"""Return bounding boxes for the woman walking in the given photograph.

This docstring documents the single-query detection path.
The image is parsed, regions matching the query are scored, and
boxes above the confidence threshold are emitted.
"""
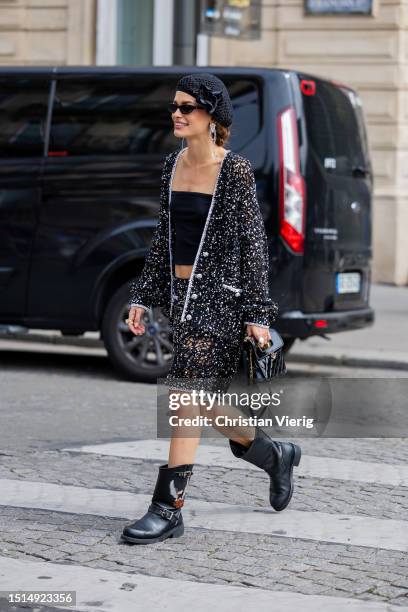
[122,73,301,545]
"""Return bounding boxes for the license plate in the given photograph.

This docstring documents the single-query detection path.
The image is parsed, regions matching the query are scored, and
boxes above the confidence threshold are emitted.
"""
[336,272,361,294]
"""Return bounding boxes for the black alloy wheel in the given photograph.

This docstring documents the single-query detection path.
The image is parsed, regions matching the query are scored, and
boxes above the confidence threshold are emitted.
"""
[102,282,174,382]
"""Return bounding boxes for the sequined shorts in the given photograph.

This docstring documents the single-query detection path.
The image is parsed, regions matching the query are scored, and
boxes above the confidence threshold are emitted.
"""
[163,276,244,394]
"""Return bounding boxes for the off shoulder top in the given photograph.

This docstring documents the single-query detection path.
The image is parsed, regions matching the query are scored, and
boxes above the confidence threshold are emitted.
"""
[171,190,213,265]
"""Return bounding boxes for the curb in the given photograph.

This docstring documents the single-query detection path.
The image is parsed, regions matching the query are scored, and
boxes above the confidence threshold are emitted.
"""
[2,331,408,371]
[0,331,103,349]
[286,352,408,372]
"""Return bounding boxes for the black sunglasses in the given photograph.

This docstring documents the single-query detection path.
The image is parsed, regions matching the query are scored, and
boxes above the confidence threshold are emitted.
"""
[167,102,206,115]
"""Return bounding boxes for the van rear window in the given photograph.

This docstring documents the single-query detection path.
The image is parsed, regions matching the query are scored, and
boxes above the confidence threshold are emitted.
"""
[302,79,369,175]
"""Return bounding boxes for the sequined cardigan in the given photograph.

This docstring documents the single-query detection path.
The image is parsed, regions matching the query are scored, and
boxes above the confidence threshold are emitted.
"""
[129,147,279,339]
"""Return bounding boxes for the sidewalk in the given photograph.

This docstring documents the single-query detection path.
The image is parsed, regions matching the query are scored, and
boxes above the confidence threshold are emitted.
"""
[1,283,407,370]
[288,283,408,370]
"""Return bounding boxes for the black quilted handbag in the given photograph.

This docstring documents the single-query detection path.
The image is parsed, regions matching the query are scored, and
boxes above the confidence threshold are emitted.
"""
[242,328,287,384]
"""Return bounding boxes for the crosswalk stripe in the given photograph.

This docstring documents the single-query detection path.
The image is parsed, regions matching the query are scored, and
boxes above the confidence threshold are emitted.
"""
[62,439,408,488]
[1,555,405,612]
[0,478,406,552]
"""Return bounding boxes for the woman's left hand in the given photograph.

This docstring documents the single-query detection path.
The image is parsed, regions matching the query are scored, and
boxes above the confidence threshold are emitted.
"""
[246,324,271,348]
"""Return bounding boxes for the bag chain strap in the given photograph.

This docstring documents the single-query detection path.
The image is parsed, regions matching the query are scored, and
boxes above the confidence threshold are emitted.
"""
[248,342,254,384]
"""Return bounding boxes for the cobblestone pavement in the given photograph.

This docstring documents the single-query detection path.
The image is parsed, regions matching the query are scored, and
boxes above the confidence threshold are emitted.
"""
[0,345,407,610]
[1,440,407,608]
[0,450,407,521]
[0,504,407,605]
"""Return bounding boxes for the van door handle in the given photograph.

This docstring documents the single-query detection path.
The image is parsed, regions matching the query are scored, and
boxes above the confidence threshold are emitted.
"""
[352,165,369,178]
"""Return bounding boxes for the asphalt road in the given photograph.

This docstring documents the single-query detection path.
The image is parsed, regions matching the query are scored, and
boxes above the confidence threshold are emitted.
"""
[0,340,407,611]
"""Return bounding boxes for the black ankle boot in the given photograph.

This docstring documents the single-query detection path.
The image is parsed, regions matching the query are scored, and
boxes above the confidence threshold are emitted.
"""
[121,463,194,545]
[229,428,301,511]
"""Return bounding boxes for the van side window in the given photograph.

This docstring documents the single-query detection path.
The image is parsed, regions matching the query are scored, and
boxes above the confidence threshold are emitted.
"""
[49,79,179,156]
[48,77,262,157]
[0,78,49,158]
[302,80,368,175]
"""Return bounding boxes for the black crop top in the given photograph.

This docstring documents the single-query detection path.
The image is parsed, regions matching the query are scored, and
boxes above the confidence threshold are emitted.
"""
[171,190,212,265]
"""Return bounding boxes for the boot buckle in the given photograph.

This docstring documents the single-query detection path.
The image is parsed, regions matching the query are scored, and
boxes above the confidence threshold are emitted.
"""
[176,469,193,477]
[148,503,179,524]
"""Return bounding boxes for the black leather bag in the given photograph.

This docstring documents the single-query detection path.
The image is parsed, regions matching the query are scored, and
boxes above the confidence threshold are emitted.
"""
[241,328,287,384]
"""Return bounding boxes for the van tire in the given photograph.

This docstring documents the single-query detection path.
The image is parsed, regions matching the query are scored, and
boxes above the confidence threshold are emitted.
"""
[102,282,173,382]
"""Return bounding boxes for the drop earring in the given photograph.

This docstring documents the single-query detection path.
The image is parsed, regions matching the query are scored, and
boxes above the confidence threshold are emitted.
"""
[210,123,217,161]
[180,137,186,150]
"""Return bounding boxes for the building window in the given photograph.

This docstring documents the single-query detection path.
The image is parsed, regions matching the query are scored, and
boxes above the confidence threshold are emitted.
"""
[117,0,154,65]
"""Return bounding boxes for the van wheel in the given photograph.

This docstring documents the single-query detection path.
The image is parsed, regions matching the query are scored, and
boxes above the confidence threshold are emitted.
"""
[102,282,174,382]
[283,337,296,354]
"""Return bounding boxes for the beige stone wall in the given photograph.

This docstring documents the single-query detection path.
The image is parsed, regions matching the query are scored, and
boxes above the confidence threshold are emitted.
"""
[210,0,408,285]
[0,0,96,65]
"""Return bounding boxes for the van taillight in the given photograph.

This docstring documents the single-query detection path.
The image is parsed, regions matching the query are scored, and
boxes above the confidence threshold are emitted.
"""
[277,106,306,254]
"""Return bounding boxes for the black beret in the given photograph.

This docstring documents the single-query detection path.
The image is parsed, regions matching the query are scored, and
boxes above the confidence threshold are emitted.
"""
[176,72,233,128]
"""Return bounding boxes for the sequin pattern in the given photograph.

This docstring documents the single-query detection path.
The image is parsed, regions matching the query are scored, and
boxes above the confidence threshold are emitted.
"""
[129,148,279,341]
[164,277,245,393]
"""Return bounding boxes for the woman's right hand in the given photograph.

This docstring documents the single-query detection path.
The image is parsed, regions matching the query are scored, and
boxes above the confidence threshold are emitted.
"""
[126,306,147,335]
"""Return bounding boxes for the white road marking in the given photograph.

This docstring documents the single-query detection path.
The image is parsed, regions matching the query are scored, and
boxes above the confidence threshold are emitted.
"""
[0,478,406,552]
[0,556,406,612]
[62,439,408,488]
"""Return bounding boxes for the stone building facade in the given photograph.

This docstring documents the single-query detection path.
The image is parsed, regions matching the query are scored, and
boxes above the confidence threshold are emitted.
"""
[0,0,406,284]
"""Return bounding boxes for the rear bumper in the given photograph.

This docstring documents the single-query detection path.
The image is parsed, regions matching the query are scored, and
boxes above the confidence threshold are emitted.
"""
[277,306,374,338]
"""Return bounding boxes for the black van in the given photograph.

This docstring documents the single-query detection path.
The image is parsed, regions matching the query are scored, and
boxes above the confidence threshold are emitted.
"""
[0,66,374,381]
